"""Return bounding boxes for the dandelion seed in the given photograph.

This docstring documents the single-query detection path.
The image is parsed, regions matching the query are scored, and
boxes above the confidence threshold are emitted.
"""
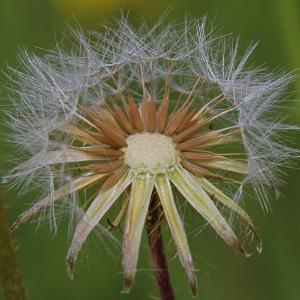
[3,15,298,297]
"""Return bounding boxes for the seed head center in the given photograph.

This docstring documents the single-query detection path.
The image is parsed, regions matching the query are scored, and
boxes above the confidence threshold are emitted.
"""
[123,133,179,172]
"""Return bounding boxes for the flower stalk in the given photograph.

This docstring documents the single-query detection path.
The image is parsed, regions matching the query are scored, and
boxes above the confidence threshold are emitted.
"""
[0,191,27,300]
[146,192,175,300]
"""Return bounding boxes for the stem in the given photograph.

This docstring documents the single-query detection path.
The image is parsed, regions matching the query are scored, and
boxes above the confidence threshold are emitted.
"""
[0,191,27,300]
[146,193,175,300]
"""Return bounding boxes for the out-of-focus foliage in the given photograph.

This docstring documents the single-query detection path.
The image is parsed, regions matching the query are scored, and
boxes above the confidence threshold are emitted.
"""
[0,1,299,300]
[53,0,119,19]
[52,0,170,22]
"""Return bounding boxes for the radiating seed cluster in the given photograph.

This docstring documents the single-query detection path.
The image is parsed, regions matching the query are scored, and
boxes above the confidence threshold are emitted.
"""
[3,15,297,296]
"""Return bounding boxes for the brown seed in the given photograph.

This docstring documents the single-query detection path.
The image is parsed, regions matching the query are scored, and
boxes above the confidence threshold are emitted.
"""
[164,105,188,136]
[82,159,125,173]
[177,132,220,150]
[147,99,157,132]
[88,132,113,145]
[88,106,120,129]
[175,109,197,134]
[142,99,157,132]
[173,119,207,143]
[97,120,127,148]
[128,98,144,132]
[101,166,128,191]
[181,151,222,160]
[79,146,124,158]
[58,125,100,145]
[181,160,219,178]
[157,95,169,133]
[113,103,136,134]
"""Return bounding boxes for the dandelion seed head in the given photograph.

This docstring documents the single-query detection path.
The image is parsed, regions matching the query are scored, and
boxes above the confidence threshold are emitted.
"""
[3,14,298,295]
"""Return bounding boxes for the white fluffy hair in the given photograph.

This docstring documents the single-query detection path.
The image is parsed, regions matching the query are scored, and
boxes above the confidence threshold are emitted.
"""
[2,14,298,215]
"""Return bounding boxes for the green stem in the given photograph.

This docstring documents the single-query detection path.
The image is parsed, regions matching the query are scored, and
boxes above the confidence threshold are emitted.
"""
[0,191,27,300]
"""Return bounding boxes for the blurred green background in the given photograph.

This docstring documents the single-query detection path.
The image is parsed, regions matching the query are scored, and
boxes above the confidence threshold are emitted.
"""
[1,1,300,300]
